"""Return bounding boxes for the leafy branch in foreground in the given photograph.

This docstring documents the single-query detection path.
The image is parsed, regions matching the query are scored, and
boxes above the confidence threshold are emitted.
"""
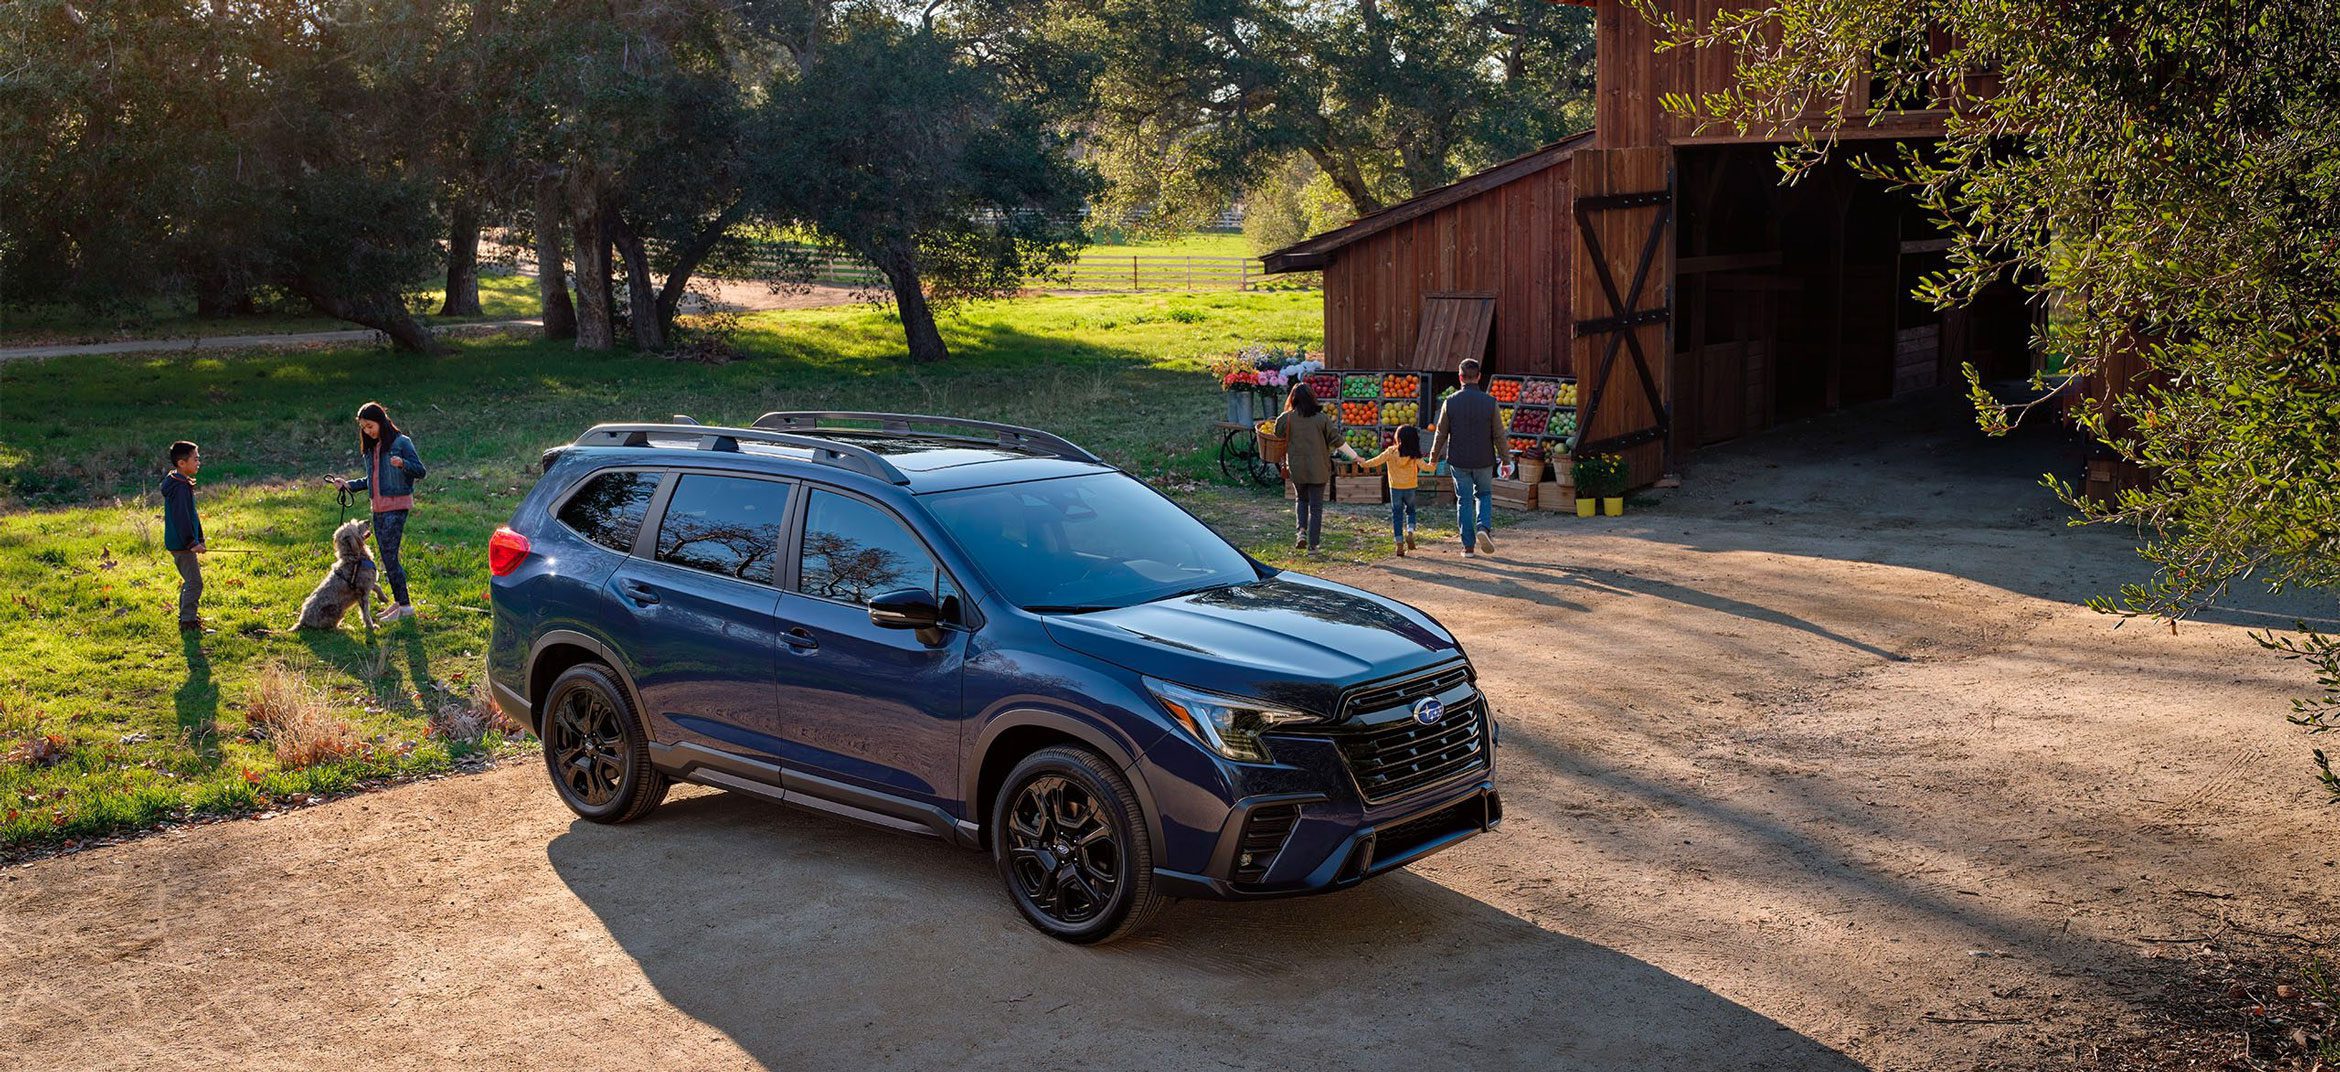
[1641,0,2340,798]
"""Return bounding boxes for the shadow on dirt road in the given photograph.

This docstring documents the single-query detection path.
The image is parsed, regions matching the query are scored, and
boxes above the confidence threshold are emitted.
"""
[548,791,1866,1071]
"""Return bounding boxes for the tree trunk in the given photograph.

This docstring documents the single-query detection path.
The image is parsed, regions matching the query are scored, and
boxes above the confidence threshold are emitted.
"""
[1304,145,1384,217]
[654,199,749,337]
[291,282,442,354]
[608,214,666,352]
[874,246,948,363]
[533,174,577,340]
[567,179,616,351]
[438,201,484,317]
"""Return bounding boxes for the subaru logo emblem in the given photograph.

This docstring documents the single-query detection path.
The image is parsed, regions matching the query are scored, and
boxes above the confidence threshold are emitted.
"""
[1412,697,1445,726]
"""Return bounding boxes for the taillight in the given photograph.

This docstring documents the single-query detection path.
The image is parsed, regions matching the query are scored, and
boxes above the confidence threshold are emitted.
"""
[488,527,532,577]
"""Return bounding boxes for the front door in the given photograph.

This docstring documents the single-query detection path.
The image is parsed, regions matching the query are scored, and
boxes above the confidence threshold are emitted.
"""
[768,487,968,809]
[609,472,795,758]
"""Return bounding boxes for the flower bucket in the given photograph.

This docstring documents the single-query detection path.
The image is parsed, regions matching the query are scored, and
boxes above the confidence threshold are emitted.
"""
[1225,391,1256,425]
[1576,498,1597,518]
[1601,497,1623,516]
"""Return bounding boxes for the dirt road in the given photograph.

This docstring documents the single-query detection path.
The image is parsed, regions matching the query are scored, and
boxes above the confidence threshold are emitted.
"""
[3,401,2331,1070]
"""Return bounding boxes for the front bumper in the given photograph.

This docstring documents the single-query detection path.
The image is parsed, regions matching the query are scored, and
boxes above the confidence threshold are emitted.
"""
[1151,776,1502,900]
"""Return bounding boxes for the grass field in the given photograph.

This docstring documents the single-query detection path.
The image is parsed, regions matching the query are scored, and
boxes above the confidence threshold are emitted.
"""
[1077,232,1254,261]
[0,290,1476,854]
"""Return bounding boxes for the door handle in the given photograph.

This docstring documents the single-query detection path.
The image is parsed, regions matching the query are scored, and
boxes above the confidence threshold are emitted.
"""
[781,628,819,653]
[618,580,661,606]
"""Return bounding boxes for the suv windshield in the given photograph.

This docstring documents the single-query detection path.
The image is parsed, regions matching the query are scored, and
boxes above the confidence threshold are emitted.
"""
[926,473,1258,611]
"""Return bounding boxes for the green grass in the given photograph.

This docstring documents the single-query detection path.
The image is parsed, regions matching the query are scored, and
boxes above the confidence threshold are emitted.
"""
[0,272,544,348]
[1077,232,1254,261]
[0,289,1481,854]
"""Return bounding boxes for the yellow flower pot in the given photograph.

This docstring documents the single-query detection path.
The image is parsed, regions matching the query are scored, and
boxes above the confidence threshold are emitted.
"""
[1575,498,1596,517]
[1601,497,1623,516]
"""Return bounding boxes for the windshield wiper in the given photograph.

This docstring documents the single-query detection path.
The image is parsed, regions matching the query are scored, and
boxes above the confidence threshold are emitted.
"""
[1023,604,1118,614]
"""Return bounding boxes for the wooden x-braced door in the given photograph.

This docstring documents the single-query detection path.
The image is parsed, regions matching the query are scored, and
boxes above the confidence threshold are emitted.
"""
[1569,147,1673,487]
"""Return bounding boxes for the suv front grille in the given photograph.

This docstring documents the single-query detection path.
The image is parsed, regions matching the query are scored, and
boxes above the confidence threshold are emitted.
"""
[1314,702,1486,803]
[1340,660,1472,720]
[1230,804,1300,884]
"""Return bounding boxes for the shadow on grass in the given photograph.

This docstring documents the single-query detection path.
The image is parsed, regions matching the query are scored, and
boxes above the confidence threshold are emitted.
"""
[174,632,222,764]
[548,793,1869,1070]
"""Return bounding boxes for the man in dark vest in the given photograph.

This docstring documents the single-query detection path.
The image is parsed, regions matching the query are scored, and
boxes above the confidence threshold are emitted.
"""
[1430,358,1507,557]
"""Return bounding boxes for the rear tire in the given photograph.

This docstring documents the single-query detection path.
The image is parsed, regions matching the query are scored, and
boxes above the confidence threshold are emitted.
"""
[539,663,668,824]
[991,746,1169,944]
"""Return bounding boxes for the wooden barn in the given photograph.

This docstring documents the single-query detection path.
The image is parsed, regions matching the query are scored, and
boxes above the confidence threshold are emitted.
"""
[1262,0,2039,487]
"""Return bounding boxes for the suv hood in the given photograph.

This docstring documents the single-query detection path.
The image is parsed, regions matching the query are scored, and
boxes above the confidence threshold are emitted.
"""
[1041,575,1460,718]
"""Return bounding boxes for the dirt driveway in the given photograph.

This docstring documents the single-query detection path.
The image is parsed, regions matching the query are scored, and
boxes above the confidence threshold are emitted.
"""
[3,400,2331,1071]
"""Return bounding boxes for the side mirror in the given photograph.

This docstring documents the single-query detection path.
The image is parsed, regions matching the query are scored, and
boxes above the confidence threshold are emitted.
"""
[868,588,944,631]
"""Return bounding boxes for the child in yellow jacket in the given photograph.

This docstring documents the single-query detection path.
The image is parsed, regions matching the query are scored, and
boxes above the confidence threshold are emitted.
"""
[1353,425,1436,555]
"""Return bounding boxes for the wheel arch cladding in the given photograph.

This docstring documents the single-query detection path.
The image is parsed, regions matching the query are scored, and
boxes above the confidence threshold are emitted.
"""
[974,716,1155,848]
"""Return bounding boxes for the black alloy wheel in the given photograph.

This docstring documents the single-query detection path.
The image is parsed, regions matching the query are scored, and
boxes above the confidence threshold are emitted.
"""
[1005,775,1121,924]
[992,746,1169,944]
[539,663,668,823]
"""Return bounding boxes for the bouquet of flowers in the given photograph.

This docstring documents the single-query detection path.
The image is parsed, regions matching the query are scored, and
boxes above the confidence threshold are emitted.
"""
[1220,345,1324,392]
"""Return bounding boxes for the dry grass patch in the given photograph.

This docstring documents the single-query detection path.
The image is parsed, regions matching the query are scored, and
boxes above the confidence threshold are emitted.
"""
[244,663,365,769]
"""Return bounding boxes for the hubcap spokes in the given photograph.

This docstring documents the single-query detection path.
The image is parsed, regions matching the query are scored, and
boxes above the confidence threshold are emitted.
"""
[552,690,625,806]
[1006,776,1120,925]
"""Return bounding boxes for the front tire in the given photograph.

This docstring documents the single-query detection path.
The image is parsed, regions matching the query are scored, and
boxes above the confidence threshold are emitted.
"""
[991,746,1170,944]
[539,663,668,824]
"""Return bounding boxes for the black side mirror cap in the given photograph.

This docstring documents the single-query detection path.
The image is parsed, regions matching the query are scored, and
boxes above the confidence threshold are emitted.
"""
[868,588,943,631]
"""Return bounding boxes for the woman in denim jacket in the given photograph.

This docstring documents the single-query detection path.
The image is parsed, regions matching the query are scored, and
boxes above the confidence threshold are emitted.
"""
[322,401,426,622]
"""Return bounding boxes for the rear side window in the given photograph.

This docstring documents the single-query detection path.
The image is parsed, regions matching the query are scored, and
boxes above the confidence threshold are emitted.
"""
[654,474,792,585]
[799,489,957,606]
[557,470,661,552]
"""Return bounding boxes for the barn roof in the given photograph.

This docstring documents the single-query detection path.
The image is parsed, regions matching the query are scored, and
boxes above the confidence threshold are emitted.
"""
[1260,129,1596,274]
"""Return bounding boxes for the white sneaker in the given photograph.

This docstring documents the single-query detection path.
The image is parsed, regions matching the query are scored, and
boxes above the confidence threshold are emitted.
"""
[380,603,415,623]
[1477,528,1495,551]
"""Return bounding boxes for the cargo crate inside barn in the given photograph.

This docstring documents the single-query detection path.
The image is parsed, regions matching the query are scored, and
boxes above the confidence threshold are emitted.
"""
[1262,0,2042,489]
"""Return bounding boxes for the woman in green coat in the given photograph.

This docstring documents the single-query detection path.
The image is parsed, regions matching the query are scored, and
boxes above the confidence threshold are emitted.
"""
[1274,383,1356,553]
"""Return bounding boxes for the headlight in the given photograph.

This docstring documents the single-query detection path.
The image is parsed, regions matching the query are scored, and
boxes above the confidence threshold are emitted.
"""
[1144,677,1319,763]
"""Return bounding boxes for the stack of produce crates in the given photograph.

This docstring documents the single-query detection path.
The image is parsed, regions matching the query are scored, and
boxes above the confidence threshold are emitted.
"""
[1486,374,1580,467]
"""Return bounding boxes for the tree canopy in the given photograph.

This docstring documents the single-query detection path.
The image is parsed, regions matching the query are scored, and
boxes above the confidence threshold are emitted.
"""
[1087,0,1595,229]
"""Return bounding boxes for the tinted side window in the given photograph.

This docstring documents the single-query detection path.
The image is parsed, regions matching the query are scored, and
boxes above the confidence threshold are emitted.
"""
[799,490,955,607]
[556,470,661,553]
[654,474,791,585]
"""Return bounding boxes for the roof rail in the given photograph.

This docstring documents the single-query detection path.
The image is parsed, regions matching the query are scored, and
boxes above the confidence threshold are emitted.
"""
[750,411,1100,464]
[570,423,909,484]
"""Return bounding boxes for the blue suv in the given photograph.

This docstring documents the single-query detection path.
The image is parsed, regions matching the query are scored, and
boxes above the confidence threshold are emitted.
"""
[486,413,1500,942]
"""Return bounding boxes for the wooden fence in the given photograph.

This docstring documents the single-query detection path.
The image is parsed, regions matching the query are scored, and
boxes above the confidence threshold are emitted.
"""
[722,244,1309,293]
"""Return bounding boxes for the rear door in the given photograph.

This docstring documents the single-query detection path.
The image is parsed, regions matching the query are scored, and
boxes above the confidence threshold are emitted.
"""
[607,471,797,758]
[764,486,969,809]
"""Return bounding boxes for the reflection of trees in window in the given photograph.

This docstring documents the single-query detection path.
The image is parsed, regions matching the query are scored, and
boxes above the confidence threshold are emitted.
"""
[559,472,659,551]
[801,530,911,604]
[658,513,782,583]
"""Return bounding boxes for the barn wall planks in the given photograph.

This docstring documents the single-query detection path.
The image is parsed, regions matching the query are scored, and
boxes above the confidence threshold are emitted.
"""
[1319,158,1575,375]
[1591,0,1954,149]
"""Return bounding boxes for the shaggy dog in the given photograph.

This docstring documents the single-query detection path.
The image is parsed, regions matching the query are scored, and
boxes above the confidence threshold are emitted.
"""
[295,519,383,630]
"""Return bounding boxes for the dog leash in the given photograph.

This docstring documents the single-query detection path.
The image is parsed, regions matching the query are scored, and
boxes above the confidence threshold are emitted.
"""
[336,483,355,525]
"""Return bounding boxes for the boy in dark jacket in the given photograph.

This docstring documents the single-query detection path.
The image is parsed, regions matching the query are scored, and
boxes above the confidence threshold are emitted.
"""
[161,440,208,630]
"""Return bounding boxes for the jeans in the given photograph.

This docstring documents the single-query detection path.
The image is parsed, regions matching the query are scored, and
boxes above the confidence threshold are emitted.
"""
[1453,466,1495,548]
[1388,488,1417,542]
[373,509,411,605]
[1293,483,1325,549]
[171,549,203,621]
